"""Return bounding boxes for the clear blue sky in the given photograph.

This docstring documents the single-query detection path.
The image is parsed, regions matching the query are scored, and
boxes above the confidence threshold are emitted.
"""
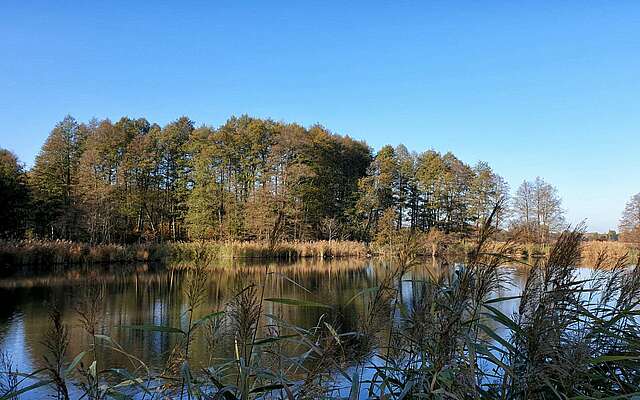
[1,1,638,232]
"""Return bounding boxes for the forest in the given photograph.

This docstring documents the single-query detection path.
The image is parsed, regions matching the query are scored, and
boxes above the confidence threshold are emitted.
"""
[0,114,595,246]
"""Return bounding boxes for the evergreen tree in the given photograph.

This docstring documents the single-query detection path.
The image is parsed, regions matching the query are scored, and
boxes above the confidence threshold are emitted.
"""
[0,149,30,238]
[29,115,86,239]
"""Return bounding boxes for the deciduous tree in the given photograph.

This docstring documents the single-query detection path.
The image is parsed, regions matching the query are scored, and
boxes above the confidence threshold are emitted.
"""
[619,193,640,243]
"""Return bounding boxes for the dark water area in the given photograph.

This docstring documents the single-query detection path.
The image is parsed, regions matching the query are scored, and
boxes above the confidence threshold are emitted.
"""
[0,258,593,398]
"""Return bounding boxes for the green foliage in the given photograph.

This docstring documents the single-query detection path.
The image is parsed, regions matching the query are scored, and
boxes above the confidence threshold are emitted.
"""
[355,146,509,242]
[186,117,370,242]
[0,149,29,238]
[13,113,517,246]
[29,115,87,239]
[5,214,639,399]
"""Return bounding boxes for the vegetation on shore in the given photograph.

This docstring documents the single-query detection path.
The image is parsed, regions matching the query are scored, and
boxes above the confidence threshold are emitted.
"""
[0,240,369,268]
[1,210,639,399]
[1,114,567,246]
[4,114,639,271]
[1,236,637,269]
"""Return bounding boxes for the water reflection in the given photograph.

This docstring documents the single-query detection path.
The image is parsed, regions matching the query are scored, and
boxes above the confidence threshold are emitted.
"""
[0,258,594,398]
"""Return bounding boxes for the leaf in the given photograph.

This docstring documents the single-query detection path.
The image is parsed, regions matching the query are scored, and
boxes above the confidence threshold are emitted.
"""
[482,304,523,335]
[107,368,151,393]
[265,298,331,308]
[105,388,134,400]
[0,379,53,400]
[478,323,519,355]
[250,383,288,394]
[484,295,521,304]
[590,355,640,364]
[119,324,186,335]
[64,351,87,376]
[252,334,297,346]
[324,322,342,346]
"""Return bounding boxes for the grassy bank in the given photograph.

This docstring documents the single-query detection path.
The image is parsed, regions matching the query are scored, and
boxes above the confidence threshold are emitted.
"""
[2,238,637,268]
[476,240,640,266]
[3,228,639,399]
[580,240,640,265]
[0,239,369,267]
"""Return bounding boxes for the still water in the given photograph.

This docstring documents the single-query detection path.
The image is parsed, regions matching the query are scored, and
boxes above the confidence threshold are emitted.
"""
[0,258,551,397]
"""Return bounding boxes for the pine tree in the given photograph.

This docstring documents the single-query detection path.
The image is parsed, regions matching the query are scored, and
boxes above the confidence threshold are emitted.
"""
[29,115,86,239]
[0,149,30,238]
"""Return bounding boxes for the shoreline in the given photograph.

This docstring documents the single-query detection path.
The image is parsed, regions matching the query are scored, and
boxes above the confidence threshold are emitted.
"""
[1,239,637,269]
[0,240,370,267]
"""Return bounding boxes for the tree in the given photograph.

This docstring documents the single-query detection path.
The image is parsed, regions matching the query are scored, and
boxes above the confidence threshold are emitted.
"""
[22,114,516,246]
[416,150,445,230]
[29,115,87,239]
[353,145,397,240]
[395,145,418,230]
[77,119,126,243]
[469,162,510,230]
[185,127,224,240]
[512,177,565,243]
[0,149,30,238]
[619,193,640,243]
[439,152,474,234]
[158,117,194,240]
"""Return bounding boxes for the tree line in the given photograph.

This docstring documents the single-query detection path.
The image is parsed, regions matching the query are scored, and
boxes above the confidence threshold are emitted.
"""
[1,114,570,244]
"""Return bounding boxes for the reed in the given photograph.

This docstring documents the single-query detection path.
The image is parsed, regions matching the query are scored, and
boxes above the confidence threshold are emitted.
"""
[0,239,368,268]
[169,240,368,262]
[581,240,639,266]
[0,239,169,267]
[4,206,640,398]
[0,352,19,400]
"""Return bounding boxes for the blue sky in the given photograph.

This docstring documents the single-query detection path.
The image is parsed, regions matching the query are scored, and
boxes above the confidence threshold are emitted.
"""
[1,1,638,232]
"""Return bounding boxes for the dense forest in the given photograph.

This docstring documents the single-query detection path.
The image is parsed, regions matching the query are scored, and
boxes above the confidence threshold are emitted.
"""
[0,115,576,244]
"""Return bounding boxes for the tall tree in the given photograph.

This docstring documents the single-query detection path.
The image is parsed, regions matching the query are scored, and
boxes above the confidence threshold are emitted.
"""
[416,150,446,230]
[185,126,225,240]
[29,115,87,239]
[22,114,517,245]
[77,119,124,243]
[469,161,509,230]
[0,149,30,238]
[512,177,564,243]
[353,145,397,240]
[159,117,194,240]
[619,193,640,243]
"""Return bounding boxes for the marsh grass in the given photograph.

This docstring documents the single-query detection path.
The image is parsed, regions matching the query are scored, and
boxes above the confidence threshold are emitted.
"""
[0,240,368,269]
[0,240,169,267]
[2,205,640,399]
[42,307,70,400]
[581,240,639,267]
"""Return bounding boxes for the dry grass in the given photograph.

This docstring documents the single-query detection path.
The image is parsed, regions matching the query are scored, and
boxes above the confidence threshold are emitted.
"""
[5,205,640,398]
[580,240,639,266]
[0,239,169,266]
[0,239,368,267]
[480,240,639,267]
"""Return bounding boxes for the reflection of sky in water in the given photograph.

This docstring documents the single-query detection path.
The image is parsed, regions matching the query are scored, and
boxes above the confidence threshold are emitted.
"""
[0,260,615,398]
[1,313,34,372]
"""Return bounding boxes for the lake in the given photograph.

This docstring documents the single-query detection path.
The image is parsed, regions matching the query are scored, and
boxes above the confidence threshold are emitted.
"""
[0,258,587,398]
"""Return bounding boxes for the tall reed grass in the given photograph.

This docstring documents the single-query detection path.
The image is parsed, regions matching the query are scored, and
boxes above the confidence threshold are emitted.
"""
[2,206,639,398]
[581,240,639,266]
[0,240,169,267]
[0,239,368,268]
